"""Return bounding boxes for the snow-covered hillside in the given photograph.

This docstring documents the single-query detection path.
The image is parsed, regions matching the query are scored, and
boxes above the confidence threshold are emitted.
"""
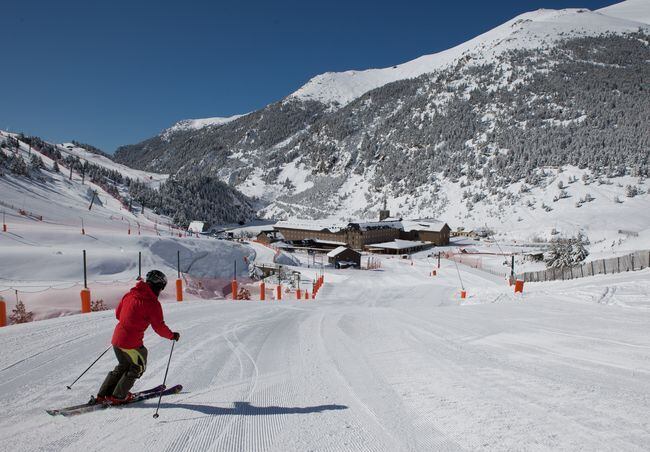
[2,131,257,227]
[59,141,168,187]
[289,3,649,106]
[160,113,246,141]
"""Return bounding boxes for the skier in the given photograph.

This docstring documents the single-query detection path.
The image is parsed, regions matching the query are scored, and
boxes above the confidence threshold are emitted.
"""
[93,270,180,405]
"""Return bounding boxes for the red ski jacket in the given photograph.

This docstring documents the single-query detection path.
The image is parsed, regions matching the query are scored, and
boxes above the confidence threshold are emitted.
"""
[111,281,174,349]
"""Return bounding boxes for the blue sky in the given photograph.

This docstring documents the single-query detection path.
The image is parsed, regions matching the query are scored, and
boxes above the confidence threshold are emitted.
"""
[2,0,616,152]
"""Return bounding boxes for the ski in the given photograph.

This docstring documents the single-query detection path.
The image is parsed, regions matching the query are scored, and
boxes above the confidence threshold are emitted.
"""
[46,384,181,417]
[46,384,166,416]
[46,385,165,416]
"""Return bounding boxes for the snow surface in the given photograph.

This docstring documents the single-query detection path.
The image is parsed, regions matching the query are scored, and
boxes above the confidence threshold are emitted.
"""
[290,1,650,106]
[58,142,168,188]
[161,114,246,141]
[598,0,650,25]
[0,254,649,450]
[367,239,430,250]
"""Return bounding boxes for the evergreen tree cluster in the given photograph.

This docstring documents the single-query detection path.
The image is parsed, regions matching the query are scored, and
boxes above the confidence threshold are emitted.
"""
[18,134,63,161]
[127,175,256,227]
[545,233,590,269]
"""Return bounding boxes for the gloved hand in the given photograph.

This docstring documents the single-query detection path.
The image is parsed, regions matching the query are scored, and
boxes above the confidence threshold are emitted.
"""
[172,332,180,341]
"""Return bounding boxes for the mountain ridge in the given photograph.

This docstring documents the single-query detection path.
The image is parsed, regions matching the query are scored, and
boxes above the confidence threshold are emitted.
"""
[113,0,650,243]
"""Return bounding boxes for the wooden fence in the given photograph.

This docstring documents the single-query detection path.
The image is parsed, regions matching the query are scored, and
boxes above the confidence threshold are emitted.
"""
[519,250,650,282]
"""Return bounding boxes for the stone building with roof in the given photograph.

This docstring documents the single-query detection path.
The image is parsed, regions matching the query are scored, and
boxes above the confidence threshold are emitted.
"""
[327,246,362,268]
[273,211,450,250]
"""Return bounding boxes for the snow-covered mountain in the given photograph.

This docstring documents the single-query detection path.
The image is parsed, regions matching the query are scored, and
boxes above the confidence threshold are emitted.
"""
[114,0,650,246]
[290,3,649,106]
[160,114,246,141]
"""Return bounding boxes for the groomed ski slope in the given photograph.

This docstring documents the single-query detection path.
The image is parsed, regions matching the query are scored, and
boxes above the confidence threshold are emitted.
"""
[1,257,649,451]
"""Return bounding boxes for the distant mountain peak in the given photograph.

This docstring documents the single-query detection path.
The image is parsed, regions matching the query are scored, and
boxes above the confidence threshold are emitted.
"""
[289,3,650,107]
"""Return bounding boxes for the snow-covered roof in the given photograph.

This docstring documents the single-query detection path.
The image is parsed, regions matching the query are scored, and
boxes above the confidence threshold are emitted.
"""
[327,246,353,258]
[314,239,347,246]
[258,229,284,238]
[367,239,431,250]
[401,219,449,233]
[275,219,448,234]
[275,219,403,233]
[188,221,205,233]
[274,220,346,233]
[273,241,293,249]
[349,220,402,231]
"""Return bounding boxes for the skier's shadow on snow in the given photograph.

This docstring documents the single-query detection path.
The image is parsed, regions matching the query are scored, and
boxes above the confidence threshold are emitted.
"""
[147,401,348,422]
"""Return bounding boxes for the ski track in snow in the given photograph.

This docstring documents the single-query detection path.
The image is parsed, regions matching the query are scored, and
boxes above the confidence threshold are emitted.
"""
[0,258,649,451]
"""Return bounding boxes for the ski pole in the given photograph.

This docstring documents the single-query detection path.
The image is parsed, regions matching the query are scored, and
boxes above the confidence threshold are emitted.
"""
[153,340,175,419]
[67,346,111,390]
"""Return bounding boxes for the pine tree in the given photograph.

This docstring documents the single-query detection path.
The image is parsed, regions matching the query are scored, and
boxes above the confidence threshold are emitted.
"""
[625,185,639,198]
[9,156,29,176]
[29,154,44,170]
[571,233,589,264]
[90,299,108,311]
[52,160,60,172]
[545,240,565,269]
[546,234,589,269]
[10,300,34,324]
[546,239,570,268]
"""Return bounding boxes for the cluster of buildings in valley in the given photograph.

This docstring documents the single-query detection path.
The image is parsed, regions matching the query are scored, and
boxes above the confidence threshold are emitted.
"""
[255,210,451,268]
[187,209,452,269]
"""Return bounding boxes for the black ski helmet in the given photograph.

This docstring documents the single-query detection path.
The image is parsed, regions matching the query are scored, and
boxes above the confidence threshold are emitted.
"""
[145,270,168,291]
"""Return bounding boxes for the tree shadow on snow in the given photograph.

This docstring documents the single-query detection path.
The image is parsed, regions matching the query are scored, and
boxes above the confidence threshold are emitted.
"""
[143,401,348,422]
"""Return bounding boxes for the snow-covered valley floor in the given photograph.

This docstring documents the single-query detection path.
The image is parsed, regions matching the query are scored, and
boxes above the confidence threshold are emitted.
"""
[1,257,649,451]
